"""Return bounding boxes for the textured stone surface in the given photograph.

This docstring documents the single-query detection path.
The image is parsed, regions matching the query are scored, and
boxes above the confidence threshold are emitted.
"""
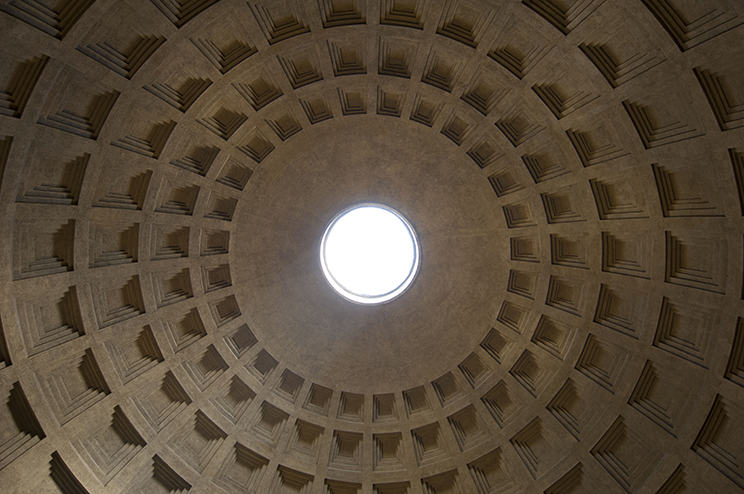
[0,0,743,493]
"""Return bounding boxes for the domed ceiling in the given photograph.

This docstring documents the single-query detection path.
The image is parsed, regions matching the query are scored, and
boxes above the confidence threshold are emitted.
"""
[1,0,744,493]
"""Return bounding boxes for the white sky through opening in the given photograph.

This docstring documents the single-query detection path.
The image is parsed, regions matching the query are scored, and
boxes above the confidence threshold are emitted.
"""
[321,205,419,304]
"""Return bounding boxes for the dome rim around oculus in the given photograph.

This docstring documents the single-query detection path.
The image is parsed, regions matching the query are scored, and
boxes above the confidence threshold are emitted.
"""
[319,203,421,305]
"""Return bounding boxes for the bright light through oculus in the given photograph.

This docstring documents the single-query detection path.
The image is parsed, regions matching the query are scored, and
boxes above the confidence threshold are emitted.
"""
[320,204,420,304]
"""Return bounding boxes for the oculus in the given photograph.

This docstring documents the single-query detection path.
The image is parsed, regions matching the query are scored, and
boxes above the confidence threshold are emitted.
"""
[320,204,420,304]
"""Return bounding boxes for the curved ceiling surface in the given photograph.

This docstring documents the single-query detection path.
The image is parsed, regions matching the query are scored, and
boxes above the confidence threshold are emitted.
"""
[1,0,744,493]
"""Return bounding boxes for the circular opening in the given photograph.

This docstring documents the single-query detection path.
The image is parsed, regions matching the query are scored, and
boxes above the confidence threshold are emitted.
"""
[320,204,420,304]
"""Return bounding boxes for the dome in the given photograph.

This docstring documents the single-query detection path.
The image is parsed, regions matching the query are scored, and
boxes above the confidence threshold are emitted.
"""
[1,0,743,493]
